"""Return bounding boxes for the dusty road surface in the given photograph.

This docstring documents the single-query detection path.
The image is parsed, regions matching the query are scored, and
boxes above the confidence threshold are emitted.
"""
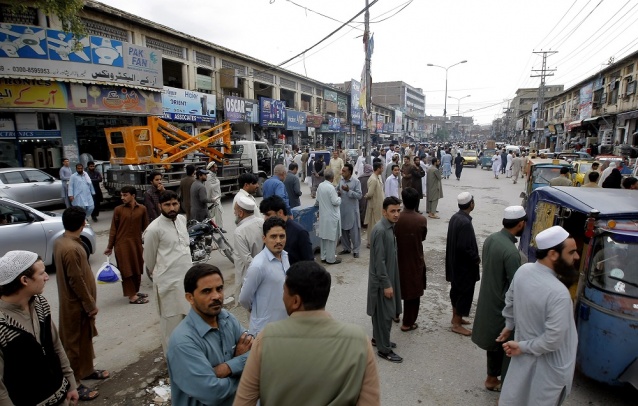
[41,165,635,405]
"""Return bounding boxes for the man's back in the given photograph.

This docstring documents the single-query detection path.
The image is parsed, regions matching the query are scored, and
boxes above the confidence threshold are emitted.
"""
[549,176,572,186]
[283,172,301,208]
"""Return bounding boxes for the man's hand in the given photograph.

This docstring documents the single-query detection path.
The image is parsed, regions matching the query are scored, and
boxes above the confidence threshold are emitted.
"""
[213,362,232,378]
[341,184,349,192]
[103,248,113,256]
[67,389,79,405]
[383,287,393,299]
[234,332,253,357]
[496,327,511,343]
[88,308,98,318]
[503,340,521,357]
[158,183,165,192]
[69,196,74,202]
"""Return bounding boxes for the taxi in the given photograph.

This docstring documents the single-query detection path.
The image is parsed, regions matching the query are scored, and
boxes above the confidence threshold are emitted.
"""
[461,150,478,167]
[572,160,595,186]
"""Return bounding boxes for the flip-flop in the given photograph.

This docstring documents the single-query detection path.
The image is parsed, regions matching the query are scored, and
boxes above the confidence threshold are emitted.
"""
[392,317,401,323]
[485,383,502,392]
[136,292,149,298]
[84,369,110,380]
[77,384,99,401]
[129,296,149,304]
[401,323,418,332]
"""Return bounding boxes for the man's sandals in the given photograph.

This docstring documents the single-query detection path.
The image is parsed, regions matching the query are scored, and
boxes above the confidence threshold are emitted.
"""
[129,294,149,304]
[401,323,418,332]
[77,385,99,401]
[84,370,110,380]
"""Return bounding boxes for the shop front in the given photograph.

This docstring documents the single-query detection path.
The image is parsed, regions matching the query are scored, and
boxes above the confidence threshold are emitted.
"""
[159,86,216,137]
[258,97,286,145]
[223,95,259,140]
[285,109,307,148]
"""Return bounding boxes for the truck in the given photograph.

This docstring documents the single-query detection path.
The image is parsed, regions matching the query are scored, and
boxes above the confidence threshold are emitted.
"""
[103,117,272,197]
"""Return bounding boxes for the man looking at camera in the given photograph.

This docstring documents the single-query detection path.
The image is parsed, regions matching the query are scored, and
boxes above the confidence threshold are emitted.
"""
[168,264,252,406]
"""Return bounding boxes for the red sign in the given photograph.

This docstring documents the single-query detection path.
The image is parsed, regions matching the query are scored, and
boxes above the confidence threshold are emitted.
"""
[306,114,323,128]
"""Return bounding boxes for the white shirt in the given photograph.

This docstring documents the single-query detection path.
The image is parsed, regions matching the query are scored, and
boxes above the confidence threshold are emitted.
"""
[233,215,265,281]
[384,174,400,198]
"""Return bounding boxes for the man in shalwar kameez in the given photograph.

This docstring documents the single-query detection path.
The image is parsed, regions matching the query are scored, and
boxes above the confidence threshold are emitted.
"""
[338,163,362,258]
[142,190,192,356]
[105,186,149,304]
[364,162,385,249]
[497,226,578,406]
[367,196,403,363]
[315,169,342,265]
[491,151,502,179]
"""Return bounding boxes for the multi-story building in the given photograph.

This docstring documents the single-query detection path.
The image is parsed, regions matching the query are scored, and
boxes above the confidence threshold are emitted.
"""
[510,85,564,143]
[371,81,426,118]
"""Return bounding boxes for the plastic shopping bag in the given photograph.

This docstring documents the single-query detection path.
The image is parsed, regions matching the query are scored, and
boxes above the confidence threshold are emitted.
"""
[305,176,312,187]
[96,256,122,284]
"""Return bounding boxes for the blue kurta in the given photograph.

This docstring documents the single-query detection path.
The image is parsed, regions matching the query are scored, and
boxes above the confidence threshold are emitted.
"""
[338,176,362,230]
[67,172,95,207]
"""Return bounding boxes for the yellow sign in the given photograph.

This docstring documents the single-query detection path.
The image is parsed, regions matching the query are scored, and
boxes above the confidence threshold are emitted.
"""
[0,79,67,109]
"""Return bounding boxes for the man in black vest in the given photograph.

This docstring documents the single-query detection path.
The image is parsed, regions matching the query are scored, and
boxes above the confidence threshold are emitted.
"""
[0,250,83,403]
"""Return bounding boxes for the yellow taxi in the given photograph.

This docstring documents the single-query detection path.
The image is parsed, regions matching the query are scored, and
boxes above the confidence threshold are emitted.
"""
[461,150,478,167]
[572,160,595,186]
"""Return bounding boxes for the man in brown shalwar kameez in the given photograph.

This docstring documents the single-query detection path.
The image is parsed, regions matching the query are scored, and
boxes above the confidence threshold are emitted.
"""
[104,186,149,304]
[395,187,427,332]
[54,206,109,399]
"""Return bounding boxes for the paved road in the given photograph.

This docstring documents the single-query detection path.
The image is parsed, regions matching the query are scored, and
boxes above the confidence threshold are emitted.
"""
[41,166,634,405]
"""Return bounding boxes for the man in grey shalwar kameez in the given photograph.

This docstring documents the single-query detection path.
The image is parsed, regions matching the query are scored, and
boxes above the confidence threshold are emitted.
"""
[315,170,342,265]
[497,226,579,406]
[338,163,362,257]
[367,196,403,363]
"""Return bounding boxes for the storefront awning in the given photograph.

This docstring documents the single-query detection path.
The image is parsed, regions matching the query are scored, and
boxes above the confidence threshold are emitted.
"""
[567,120,582,131]
[617,109,638,122]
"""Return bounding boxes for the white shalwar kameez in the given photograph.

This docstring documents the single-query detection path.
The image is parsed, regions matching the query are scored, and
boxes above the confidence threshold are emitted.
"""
[499,262,577,406]
[491,154,502,178]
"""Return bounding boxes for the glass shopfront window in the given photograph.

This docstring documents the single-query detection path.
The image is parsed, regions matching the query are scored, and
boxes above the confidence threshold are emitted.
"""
[75,114,143,161]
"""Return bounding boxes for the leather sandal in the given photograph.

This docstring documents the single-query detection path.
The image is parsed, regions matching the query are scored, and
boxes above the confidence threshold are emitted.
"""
[77,384,99,401]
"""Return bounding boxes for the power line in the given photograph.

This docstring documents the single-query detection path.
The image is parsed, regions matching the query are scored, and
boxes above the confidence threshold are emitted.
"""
[544,0,593,49]
[534,0,579,49]
[551,0,605,51]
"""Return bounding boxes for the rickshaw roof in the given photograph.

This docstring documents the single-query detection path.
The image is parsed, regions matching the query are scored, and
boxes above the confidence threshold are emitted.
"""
[532,187,638,218]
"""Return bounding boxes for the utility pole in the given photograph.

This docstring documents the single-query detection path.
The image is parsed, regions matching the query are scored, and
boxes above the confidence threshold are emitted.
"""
[364,0,372,163]
[531,50,557,148]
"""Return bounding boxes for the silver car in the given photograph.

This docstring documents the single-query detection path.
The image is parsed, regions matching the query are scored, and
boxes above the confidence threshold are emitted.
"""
[0,197,96,267]
[0,167,63,208]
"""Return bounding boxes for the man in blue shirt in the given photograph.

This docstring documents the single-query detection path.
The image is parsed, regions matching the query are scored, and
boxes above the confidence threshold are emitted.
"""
[68,163,95,220]
[262,164,290,213]
[239,216,290,335]
[167,264,253,406]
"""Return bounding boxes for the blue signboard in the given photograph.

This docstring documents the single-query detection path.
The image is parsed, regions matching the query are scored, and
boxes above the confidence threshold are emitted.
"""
[224,96,259,124]
[286,110,307,131]
[17,130,61,138]
[350,79,362,125]
[260,97,286,128]
[90,37,124,67]
[328,116,340,131]
[162,86,216,123]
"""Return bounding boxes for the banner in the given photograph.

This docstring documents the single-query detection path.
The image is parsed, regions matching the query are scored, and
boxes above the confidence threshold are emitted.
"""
[306,114,323,128]
[259,97,286,128]
[224,96,258,123]
[328,116,340,131]
[350,79,361,125]
[394,110,403,133]
[579,82,593,120]
[324,89,338,102]
[376,114,383,133]
[0,24,163,90]
[337,94,347,112]
[286,110,307,131]
[161,86,216,123]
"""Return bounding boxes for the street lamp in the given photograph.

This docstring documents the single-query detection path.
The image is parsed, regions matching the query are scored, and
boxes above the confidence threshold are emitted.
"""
[448,94,471,117]
[427,60,467,118]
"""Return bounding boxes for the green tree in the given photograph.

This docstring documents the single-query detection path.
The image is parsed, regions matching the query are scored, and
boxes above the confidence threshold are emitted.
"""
[14,0,85,38]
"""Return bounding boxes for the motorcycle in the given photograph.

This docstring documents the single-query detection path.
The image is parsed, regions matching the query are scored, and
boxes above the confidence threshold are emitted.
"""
[188,217,235,265]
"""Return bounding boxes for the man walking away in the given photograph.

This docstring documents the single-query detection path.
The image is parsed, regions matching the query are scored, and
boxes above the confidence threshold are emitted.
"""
[315,169,342,265]
[0,251,81,403]
[168,264,252,406]
[239,216,290,335]
[68,163,96,220]
[206,161,226,231]
[143,190,192,356]
[338,163,362,258]
[234,261,380,405]
[191,168,214,222]
[178,164,196,221]
[86,161,103,222]
[395,188,427,333]
[496,226,579,406]
[511,153,523,184]
[144,171,165,223]
[262,164,290,213]
[472,206,526,392]
[104,186,149,305]
[54,207,109,399]
[367,196,403,363]
[284,163,302,208]
[426,158,443,219]
[445,192,480,336]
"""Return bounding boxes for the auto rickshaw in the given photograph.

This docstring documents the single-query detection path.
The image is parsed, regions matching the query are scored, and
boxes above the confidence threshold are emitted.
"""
[520,186,638,388]
[479,148,496,169]
[520,158,572,206]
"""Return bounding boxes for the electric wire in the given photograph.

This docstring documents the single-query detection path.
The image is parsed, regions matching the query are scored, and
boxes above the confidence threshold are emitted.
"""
[551,0,604,51]
[534,0,579,49]
[544,0,593,49]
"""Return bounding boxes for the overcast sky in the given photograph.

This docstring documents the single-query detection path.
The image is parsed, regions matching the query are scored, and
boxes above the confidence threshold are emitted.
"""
[97,0,638,124]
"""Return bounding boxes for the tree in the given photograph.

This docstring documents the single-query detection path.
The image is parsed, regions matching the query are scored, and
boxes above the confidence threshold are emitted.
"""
[13,0,85,38]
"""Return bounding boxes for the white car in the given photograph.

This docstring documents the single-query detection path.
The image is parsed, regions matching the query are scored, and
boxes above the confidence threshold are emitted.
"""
[0,197,97,268]
[0,167,63,208]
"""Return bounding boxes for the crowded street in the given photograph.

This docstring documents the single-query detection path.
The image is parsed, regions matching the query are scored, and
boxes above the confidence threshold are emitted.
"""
[34,164,634,405]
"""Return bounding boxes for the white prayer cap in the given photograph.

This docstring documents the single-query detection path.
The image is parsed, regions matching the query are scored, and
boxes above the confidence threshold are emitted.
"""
[0,251,39,286]
[237,196,255,211]
[536,226,570,250]
[457,192,473,205]
[206,161,218,170]
[503,205,526,220]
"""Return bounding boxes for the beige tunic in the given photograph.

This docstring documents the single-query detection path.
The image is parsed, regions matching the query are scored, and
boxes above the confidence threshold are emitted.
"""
[364,173,384,228]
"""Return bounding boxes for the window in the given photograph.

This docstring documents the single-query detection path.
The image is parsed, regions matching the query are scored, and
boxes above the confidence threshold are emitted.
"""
[589,233,638,298]
[24,170,52,182]
[0,202,29,224]
[0,171,25,185]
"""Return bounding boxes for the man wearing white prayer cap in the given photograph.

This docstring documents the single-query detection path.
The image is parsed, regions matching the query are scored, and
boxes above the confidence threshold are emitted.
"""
[496,225,579,406]
[472,206,527,391]
[233,195,265,305]
[445,192,480,336]
[0,251,82,403]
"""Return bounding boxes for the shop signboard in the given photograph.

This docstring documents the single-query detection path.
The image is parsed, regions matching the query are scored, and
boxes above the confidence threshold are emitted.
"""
[350,80,361,125]
[376,114,383,132]
[223,96,259,124]
[337,94,347,112]
[306,114,323,128]
[0,79,163,114]
[328,116,340,131]
[319,123,337,133]
[394,110,403,133]
[383,122,394,133]
[161,86,216,123]
[0,24,163,90]
[579,82,593,120]
[259,97,286,128]
[286,110,307,131]
[324,89,338,103]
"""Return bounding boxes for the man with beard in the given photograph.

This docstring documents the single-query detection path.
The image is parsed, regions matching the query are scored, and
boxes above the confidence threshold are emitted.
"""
[496,226,579,406]
[364,162,385,248]
[445,192,480,336]
[338,163,362,258]
[86,161,103,222]
[233,196,264,304]
[472,206,526,392]
[143,191,192,356]
[167,264,252,406]
[144,171,165,223]
[239,217,290,335]
[68,163,96,220]
[401,156,424,203]
[191,168,214,222]
[178,164,196,221]
[105,186,149,304]
[426,158,443,219]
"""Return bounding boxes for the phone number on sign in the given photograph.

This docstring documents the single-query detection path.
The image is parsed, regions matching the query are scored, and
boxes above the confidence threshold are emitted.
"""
[0,66,51,74]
